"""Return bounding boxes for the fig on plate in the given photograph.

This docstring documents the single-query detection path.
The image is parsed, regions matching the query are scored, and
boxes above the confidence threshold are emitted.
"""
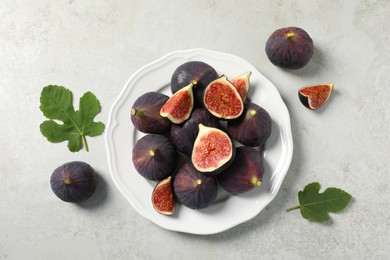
[298,84,334,110]
[160,82,194,124]
[265,27,314,70]
[50,161,97,203]
[170,108,221,156]
[152,176,175,215]
[132,134,177,181]
[228,102,272,147]
[131,92,172,134]
[231,71,252,102]
[191,124,234,174]
[203,75,244,120]
[171,61,219,107]
[173,162,218,209]
[217,146,264,195]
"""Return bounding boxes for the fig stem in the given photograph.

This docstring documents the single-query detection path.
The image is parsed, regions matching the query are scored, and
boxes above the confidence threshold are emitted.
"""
[191,79,198,86]
[286,205,301,212]
[251,176,261,187]
[81,134,89,152]
[149,150,155,156]
[286,32,295,39]
[63,177,72,185]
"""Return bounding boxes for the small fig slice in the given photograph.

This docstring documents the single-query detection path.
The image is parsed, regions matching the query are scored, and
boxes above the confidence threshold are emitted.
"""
[50,161,97,203]
[228,102,272,147]
[170,108,221,156]
[171,61,219,107]
[173,162,218,209]
[131,92,172,134]
[160,82,194,124]
[231,71,252,102]
[191,124,234,173]
[217,146,263,195]
[298,84,334,110]
[132,134,177,181]
[152,176,175,215]
[203,75,244,119]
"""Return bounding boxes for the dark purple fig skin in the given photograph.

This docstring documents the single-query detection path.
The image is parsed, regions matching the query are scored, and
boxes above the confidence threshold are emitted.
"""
[265,27,314,70]
[171,61,219,107]
[50,161,97,203]
[173,162,218,209]
[131,92,172,134]
[170,108,220,156]
[227,102,272,147]
[217,146,264,195]
[132,134,177,181]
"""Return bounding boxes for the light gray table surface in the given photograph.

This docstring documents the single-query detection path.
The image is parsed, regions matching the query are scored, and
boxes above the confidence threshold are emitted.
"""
[1,1,389,259]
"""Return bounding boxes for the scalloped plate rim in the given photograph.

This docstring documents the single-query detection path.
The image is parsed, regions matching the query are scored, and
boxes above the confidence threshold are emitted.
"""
[105,48,293,235]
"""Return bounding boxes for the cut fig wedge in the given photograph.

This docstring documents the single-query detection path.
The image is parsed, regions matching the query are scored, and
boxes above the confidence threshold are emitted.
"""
[160,82,194,124]
[203,75,244,120]
[152,176,175,215]
[231,71,252,102]
[191,124,234,173]
[298,84,334,110]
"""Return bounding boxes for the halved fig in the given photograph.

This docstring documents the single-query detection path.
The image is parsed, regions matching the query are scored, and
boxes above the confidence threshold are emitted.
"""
[131,92,172,134]
[203,75,244,119]
[298,84,334,110]
[170,108,221,156]
[152,176,175,215]
[160,82,194,124]
[231,71,252,102]
[171,61,219,107]
[132,134,177,181]
[228,102,272,147]
[173,162,218,209]
[191,124,234,174]
[217,146,264,195]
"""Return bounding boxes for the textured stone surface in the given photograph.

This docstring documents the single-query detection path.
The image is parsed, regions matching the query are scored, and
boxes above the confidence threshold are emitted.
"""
[1,0,389,259]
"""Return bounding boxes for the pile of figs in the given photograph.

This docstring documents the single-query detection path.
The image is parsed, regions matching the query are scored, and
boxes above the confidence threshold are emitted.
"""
[131,61,272,215]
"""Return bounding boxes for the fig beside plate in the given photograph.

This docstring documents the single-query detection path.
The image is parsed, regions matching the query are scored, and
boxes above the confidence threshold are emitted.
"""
[265,26,314,70]
[50,161,97,203]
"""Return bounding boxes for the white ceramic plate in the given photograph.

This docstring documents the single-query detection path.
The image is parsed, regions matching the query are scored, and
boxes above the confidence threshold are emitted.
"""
[105,48,293,235]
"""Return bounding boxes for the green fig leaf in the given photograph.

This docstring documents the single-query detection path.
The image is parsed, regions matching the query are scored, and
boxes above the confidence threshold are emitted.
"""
[287,182,352,222]
[39,85,105,152]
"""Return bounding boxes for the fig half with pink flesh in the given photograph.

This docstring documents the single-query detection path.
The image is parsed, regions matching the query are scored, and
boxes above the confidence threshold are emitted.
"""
[298,84,334,110]
[227,102,272,147]
[231,71,252,102]
[203,75,244,120]
[152,176,175,215]
[191,124,234,174]
[173,162,218,209]
[217,146,264,195]
[160,82,194,124]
